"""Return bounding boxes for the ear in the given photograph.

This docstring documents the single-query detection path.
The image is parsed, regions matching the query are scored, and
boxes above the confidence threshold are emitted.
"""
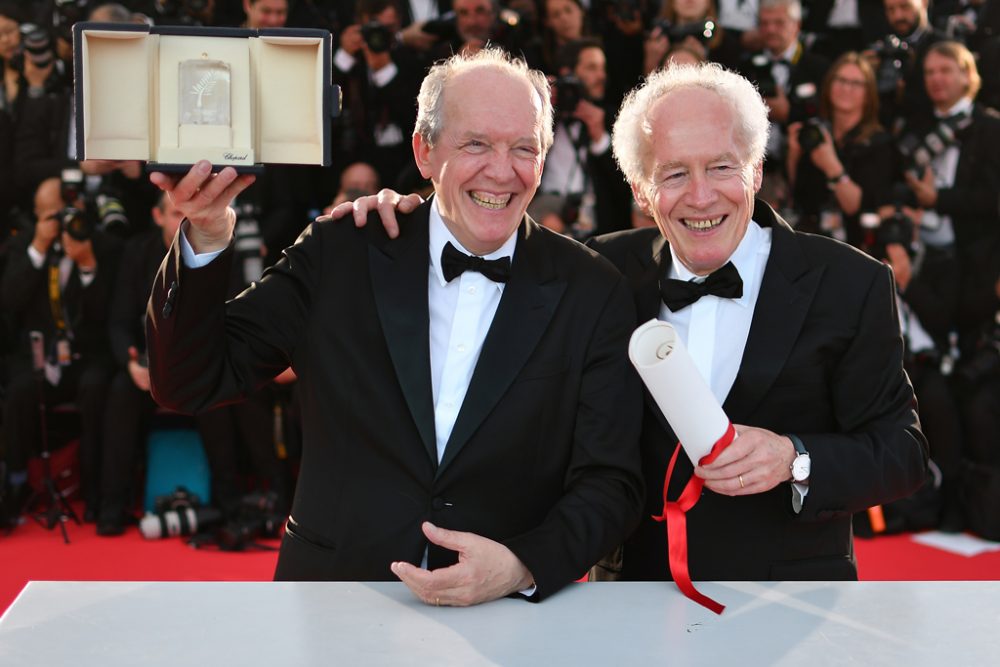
[412,133,434,180]
[631,181,652,215]
[751,160,764,194]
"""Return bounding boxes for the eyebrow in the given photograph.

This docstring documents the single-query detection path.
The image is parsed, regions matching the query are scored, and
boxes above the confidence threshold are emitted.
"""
[459,132,540,146]
[652,152,740,176]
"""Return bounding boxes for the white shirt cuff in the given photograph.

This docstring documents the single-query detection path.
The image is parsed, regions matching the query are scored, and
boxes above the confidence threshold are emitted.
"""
[334,48,357,73]
[791,482,809,514]
[180,225,226,268]
[589,132,611,156]
[370,61,398,88]
[27,244,46,269]
[79,269,96,287]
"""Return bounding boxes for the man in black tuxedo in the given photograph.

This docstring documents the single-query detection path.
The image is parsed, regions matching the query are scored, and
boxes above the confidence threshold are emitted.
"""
[145,48,643,605]
[587,63,927,581]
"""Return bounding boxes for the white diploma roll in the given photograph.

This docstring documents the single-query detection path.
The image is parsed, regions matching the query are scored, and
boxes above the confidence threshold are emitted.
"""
[628,319,733,465]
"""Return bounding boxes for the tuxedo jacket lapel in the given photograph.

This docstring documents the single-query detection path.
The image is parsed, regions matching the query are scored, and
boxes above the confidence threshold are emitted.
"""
[627,234,675,437]
[369,204,437,467]
[723,205,824,421]
[438,220,566,475]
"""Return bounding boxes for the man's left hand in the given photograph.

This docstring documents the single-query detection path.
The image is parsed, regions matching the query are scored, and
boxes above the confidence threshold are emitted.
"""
[390,522,534,606]
[695,424,796,495]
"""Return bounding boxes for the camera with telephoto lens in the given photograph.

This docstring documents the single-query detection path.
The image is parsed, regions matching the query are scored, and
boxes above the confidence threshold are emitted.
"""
[895,114,970,179]
[655,19,716,45]
[58,168,131,238]
[869,34,912,96]
[10,24,55,73]
[361,20,393,54]
[53,0,90,42]
[139,487,223,539]
[216,491,286,551]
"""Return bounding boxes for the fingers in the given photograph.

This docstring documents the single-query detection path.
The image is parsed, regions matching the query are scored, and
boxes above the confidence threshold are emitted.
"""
[128,346,139,362]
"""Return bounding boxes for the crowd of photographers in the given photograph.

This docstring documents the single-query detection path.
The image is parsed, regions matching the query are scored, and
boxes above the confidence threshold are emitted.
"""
[0,0,998,542]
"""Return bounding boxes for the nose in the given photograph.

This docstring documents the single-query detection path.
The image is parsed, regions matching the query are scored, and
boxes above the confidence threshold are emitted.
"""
[685,170,718,208]
[483,147,516,182]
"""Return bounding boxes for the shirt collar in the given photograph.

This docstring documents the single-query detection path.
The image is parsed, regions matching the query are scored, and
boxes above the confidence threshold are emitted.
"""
[935,97,973,119]
[668,219,765,308]
[428,197,518,288]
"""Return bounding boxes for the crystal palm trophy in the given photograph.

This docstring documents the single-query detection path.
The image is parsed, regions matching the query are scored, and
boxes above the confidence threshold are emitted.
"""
[179,58,231,132]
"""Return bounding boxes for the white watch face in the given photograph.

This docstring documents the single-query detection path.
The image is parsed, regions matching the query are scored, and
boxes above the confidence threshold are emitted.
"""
[792,455,811,482]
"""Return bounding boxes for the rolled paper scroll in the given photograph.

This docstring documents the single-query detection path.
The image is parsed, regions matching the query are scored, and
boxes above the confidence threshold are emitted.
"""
[628,318,732,465]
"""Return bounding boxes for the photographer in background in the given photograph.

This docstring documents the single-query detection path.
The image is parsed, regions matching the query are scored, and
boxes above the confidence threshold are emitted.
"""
[1,177,122,528]
[786,52,894,246]
[534,39,631,237]
[540,0,588,74]
[334,0,424,189]
[868,0,946,127]
[643,0,740,72]
[739,0,830,209]
[897,40,1000,257]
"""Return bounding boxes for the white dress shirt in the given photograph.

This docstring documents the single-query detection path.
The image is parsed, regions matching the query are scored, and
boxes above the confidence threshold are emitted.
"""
[657,221,808,509]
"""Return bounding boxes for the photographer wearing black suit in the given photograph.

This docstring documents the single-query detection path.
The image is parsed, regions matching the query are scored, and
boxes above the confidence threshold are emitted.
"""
[739,0,830,207]
[898,40,1000,257]
[534,39,630,238]
[1,177,121,526]
[334,0,425,189]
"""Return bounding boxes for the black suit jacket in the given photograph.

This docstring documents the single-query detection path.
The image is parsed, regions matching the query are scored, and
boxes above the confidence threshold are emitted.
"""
[147,201,644,599]
[587,201,927,581]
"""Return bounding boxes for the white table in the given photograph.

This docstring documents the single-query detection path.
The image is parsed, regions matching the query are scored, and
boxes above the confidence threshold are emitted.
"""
[1,580,998,665]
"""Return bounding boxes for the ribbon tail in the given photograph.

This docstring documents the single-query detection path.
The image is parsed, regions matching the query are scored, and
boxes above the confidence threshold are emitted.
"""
[664,480,725,615]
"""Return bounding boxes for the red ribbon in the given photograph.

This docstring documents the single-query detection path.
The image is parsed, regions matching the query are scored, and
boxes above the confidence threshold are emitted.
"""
[651,422,736,615]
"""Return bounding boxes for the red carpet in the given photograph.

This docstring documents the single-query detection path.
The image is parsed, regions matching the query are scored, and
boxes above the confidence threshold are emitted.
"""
[3,503,1000,614]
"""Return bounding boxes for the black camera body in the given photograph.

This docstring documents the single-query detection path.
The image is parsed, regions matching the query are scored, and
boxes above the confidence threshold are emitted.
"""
[798,117,828,153]
[361,21,394,54]
[56,168,130,238]
[139,487,223,540]
[870,34,913,96]
[53,0,90,42]
[554,75,587,119]
[896,114,971,178]
[656,19,716,45]
[747,54,779,99]
[217,491,286,551]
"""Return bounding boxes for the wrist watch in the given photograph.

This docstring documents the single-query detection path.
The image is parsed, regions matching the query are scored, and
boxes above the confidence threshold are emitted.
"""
[788,434,811,483]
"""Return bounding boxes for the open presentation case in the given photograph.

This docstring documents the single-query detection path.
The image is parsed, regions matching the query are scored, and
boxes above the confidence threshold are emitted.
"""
[73,22,339,173]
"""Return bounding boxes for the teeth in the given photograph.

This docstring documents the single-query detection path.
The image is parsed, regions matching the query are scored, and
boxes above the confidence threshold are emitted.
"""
[469,191,511,210]
[683,216,723,230]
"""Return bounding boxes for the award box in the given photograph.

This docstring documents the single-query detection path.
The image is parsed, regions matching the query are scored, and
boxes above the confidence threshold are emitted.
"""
[73,22,339,173]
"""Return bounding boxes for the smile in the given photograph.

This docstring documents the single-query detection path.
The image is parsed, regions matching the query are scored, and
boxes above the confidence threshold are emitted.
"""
[681,215,725,231]
[469,191,512,210]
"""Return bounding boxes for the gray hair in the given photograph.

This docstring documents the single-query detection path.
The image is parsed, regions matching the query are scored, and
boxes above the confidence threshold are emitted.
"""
[611,63,770,190]
[414,47,554,153]
[759,0,802,22]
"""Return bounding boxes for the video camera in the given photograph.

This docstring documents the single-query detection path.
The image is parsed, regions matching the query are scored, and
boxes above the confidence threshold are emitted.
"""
[139,487,223,539]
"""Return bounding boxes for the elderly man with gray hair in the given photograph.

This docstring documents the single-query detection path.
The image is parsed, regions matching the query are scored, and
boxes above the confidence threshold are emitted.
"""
[586,62,927,582]
[144,47,644,606]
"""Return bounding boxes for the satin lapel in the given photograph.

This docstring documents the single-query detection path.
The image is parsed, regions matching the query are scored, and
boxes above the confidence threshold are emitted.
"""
[369,204,437,467]
[630,233,675,437]
[437,220,566,476]
[722,205,824,421]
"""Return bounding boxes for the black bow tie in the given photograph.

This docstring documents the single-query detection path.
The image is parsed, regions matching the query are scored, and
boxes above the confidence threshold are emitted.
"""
[660,261,743,312]
[441,242,511,283]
